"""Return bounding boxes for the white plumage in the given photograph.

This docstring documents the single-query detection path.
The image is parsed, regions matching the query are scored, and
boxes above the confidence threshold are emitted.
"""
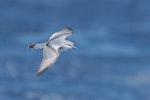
[29,27,75,76]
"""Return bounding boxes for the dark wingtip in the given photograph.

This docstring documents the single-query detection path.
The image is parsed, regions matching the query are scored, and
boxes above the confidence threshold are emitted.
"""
[37,73,41,77]
[65,27,73,32]
[36,67,49,77]
[37,72,42,77]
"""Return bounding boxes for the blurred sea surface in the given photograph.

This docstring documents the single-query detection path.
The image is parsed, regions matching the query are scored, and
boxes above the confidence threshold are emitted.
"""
[0,0,150,100]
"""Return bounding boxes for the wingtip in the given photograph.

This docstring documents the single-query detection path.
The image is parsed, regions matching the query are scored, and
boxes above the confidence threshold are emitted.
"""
[65,27,73,32]
[37,71,43,77]
[36,66,50,77]
[37,71,44,77]
[37,73,41,77]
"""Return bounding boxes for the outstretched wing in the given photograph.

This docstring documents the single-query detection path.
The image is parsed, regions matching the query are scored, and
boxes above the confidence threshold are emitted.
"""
[49,27,73,41]
[37,45,59,76]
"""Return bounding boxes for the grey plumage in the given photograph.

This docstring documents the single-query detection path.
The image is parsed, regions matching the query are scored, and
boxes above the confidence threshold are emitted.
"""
[29,27,75,76]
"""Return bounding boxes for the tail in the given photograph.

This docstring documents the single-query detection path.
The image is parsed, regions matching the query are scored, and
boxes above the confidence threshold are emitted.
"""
[28,43,46,49]
[28,44,36,48]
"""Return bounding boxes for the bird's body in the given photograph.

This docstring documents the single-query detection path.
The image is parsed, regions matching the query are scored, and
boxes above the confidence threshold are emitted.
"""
[29,27,75,76]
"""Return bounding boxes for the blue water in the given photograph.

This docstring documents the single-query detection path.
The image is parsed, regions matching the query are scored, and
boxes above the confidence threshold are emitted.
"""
[1,0,150,100]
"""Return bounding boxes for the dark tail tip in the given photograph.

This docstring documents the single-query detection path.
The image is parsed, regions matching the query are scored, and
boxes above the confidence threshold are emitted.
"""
[28,44,36,48]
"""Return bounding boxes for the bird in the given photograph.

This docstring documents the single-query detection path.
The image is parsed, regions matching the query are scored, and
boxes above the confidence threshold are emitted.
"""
[28,27,76,76]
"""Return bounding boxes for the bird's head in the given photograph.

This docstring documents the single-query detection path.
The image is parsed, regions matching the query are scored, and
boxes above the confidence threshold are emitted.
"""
[65,40,76,49]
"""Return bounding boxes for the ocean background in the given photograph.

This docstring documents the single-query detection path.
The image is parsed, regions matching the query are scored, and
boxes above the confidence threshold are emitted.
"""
[1,0,150,100]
